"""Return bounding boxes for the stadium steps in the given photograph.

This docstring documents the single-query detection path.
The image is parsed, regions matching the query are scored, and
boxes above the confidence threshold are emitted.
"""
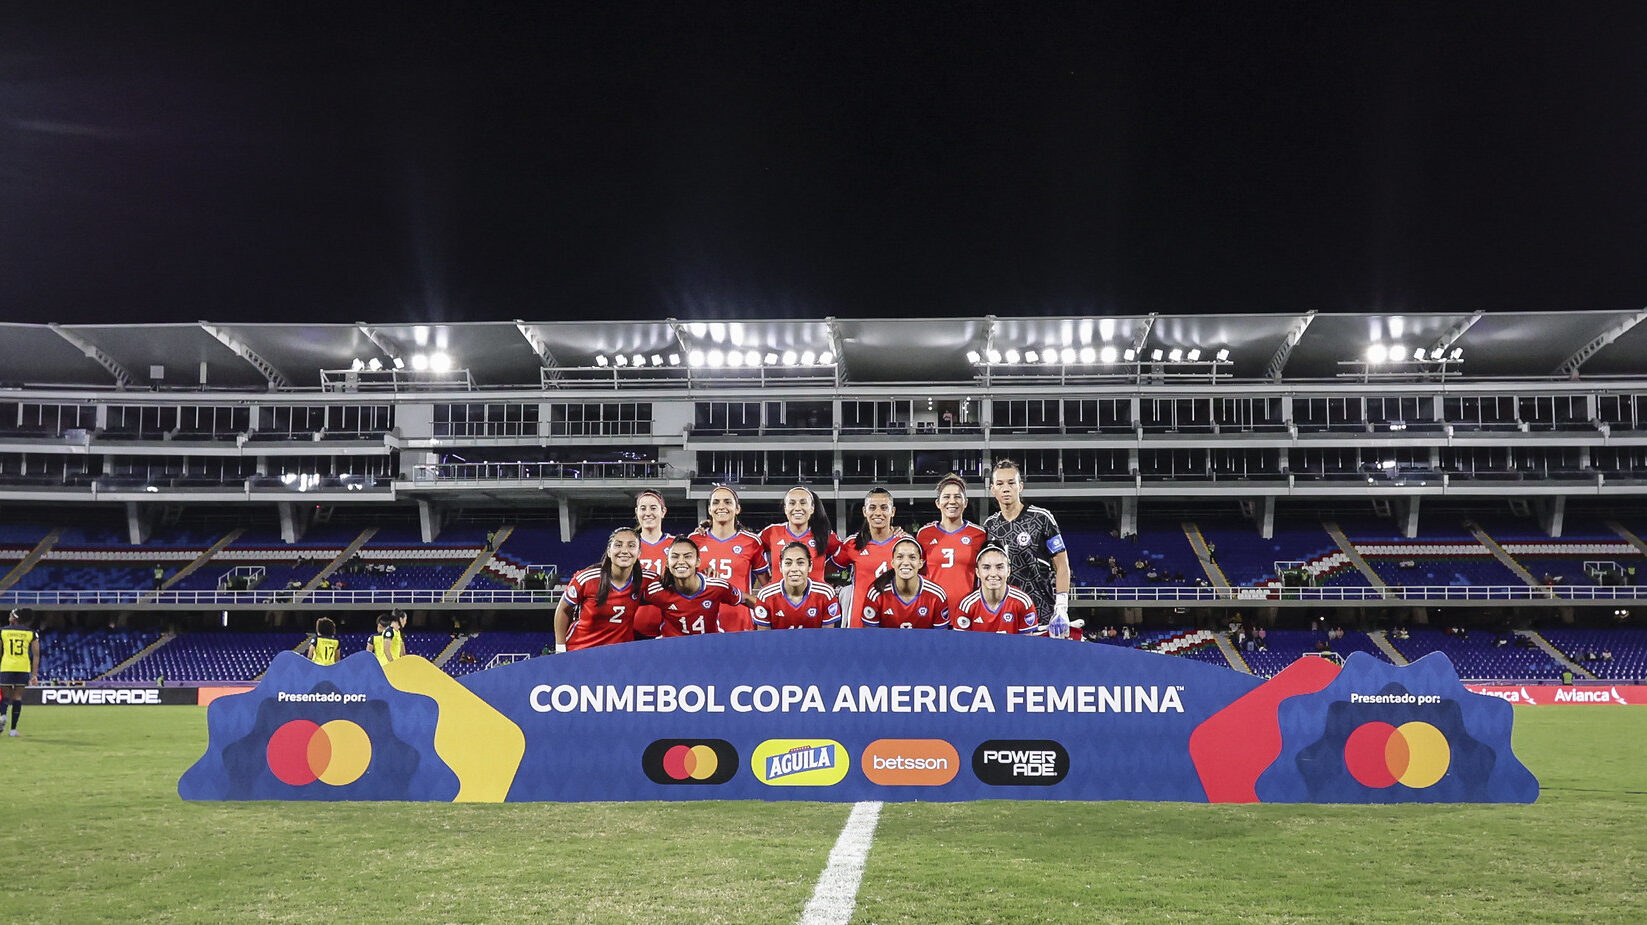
[1607,520,1647,557]
[1519,630,1596,680]
[1180,523,1229,588]
[297,527,379,598]
[1322,521,1387,591]
[1367,630,1410,665]
[447,525,515,600]
[1468,525,1539,586]
[1214,632,1252,673]
[97,632,175,681]
[143,528,246,601]
[0,528,62,592]
[432,634,472,669]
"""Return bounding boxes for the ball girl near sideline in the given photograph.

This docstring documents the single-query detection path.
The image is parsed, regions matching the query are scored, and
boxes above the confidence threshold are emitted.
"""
[951,544,1040,634]
[832,486,904,627]
[916,473,988,612]
[554,527,655,652]
[754,542,842,629]
[688,485,768,632]
[646,537,761,636]
[632,489,674,638]
[758,486,841,583]
[860,536,950,629]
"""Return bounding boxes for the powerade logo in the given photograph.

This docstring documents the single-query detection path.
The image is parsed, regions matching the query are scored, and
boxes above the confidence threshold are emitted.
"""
[642,739,738,785]
[40,688,161,705]
[751,739,849,786]
[972,739,1070,786]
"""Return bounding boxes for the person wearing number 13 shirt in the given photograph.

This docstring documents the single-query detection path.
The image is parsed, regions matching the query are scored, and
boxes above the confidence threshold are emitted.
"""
[689,485,767,633]
[554,527,657,651]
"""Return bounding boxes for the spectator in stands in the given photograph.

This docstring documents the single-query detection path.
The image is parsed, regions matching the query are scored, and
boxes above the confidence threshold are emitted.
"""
[1602,649,1614,661]
[152,564,165,590]
[1,609,40,737]
[304,617,340,666]
[1256,627,1268,650]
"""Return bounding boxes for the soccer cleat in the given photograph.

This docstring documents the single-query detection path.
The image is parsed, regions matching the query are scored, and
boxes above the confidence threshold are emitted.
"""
[6,729,16,737]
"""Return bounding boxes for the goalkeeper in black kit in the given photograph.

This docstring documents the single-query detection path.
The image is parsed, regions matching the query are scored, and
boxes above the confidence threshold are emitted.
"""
[983,459,1077,638]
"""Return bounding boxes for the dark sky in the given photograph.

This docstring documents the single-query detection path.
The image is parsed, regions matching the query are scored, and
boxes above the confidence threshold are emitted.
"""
[3,1,1646,325]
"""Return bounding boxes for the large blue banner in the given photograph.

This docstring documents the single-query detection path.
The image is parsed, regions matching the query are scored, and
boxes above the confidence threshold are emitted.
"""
[179,632,1538,804]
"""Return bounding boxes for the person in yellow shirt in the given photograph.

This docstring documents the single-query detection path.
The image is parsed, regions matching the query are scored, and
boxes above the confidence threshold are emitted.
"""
[303,617,340,666]
[367,614,398,666]
[390,609,408,661]
[1,609,41,738]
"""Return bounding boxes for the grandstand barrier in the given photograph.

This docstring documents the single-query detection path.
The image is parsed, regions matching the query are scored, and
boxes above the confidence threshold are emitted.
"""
[180,633,1538,804]
[9,584,1647,609]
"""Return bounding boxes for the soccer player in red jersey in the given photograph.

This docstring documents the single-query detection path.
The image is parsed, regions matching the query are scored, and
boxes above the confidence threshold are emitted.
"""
[917,473,988,611]
[632,490,674,638]
[689,485,767,632]
[833,486,904,627]
[952,544,1041,634]
[754,542,842,629]
[646,538,758,636]
[553,527,655,651]
[861,537,950,629]
[759,486,841,582]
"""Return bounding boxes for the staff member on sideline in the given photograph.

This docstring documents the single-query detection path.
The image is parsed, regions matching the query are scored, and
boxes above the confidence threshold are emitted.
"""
[983,459,1073,638]
[1,609,41,737]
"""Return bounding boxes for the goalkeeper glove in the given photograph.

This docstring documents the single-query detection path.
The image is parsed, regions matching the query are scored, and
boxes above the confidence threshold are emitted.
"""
[1047,593,1071,639]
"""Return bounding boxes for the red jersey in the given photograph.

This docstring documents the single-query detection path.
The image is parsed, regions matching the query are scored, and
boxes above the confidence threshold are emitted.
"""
[754,580,841,629]
[952,586,1040,634]
[916,520,987,610]
[632,533,675,638]
[646,574,742,636]
[832,533,901,627]
[561,566,653,650]
[758,523,842,582]
[862,578,950,629]
[691,528,767,633]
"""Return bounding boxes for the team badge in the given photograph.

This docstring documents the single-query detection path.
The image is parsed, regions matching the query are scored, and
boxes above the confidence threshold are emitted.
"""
[807,608,817,616]
[733,545,743,553]
[961,537,971,545]
[918,607,929,616]
[1016,531,1030,546]
[702,601,713,609]
[955,615,972,629]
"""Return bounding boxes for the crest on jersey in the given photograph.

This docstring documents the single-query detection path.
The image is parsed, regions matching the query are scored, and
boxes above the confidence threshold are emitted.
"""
[733,545,743,553]
[702,601,713,609]
[807,608,817,616]
[961,537,972,545]
[1016,531,1030,546]
[918,607,929,616]
[955,615,972,629]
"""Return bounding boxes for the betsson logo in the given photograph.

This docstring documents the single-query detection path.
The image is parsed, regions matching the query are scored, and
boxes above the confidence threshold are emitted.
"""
[861,739,959,786]
[972,739,1070,786]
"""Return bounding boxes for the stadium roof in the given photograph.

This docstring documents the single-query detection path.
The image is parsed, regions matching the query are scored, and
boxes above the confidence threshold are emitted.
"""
[2,310,1644,390]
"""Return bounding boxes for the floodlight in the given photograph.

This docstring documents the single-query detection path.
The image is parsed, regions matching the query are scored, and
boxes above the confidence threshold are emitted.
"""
[1099,345,1118,363]
[1078,346,1097,364]
[1004,349,1021,364]
[366,358,382,371]
[1168,348,1183,362]
[429,353,453,372]
[412,354,430,371]
[782,350,799,366]
[1186,348,1201,362]
[594,355,609,367]
[1367,344,1388,364]
[818,351,834,365]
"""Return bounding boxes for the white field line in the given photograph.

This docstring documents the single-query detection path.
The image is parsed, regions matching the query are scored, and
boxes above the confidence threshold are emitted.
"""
[798,800,883,925]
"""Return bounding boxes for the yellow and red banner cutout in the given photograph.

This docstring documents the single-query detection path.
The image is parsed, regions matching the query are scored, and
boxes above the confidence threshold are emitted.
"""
[266,719,373,786]
[1343,721,1450,789]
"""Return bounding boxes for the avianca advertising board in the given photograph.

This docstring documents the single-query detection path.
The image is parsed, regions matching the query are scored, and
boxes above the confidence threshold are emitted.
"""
[1466,685,1643,706]
[182,633,1540,804]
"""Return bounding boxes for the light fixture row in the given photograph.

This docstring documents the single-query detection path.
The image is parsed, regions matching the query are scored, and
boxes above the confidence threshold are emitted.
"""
[967,346,1231,365]
[1366,345,1463,364]
[349,353,454,373]
[593,350,836,369]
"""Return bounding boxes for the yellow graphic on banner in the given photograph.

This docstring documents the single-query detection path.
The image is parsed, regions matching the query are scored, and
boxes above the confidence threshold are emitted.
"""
[751,738,850,786]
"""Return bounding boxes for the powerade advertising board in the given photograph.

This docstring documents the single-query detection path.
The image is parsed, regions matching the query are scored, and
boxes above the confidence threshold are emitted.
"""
[179,632,1538,804]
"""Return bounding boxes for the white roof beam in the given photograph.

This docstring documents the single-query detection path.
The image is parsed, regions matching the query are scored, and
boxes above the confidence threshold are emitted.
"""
[1265,311,1317,380]
[49,324,134,390]
[1426,309,1484,357]
[199,322,292,389]
[1555,308,1647,377]
[356,323,408,363]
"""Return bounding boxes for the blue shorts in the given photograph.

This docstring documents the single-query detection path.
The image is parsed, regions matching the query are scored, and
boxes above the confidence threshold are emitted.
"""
[0,671,29,687]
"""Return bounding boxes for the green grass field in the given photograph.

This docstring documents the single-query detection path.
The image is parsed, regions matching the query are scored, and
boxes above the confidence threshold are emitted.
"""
[5,706,1643,924]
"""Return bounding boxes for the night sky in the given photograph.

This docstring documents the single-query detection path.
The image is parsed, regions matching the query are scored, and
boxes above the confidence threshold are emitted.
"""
[3,2,1645,326]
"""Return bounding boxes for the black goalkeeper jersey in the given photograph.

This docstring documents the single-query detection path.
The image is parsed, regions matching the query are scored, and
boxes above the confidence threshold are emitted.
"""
[983,505,1067,616]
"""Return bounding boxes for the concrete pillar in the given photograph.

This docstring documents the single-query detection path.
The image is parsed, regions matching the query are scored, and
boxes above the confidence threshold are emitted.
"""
[558,498,577,544]
[1257,496,1276,540]
[125,502,152,546]
[418,499,442,543]
[1536,496,1566,537]
[1401,496,1421,539]
[279,501,309,544]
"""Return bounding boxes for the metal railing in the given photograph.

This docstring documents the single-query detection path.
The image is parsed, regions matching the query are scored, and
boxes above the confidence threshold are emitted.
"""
[5,583,1646,608]
[410,461,671,483]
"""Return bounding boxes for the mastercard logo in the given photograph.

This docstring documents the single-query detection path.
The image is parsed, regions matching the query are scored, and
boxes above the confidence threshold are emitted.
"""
[1343,721,1451,789]
[266,719,373,787]
[642,739,738,785]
